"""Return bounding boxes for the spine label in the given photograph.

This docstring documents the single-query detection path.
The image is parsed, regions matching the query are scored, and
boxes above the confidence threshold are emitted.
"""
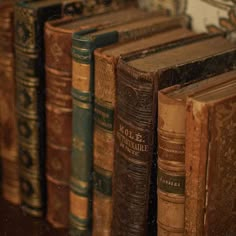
[158,169,185,195]
[94,101,114,131]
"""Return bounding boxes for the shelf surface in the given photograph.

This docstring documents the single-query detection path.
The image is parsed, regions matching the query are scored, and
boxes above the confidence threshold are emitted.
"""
[0,197,68,236]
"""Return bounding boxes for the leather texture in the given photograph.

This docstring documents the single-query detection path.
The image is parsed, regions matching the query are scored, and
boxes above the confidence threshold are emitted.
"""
[93,26,194,236]
[14,0,63,217]
[0,1,20,205]
[112,35,236,236]
[185,89,236,236]
[70,8,169,235]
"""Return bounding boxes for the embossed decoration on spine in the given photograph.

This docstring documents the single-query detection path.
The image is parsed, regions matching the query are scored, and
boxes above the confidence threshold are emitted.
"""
[112,65,154,236]
[70,37,93,235]
[14,1,62,216]
[44,19,73,227]
[157,92,185,235]
[92,52,115,236]
[14,3,45,216]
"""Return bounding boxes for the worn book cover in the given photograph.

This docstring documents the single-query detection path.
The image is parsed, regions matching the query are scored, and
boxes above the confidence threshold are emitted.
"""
[113,35,236,236]
[93,26,195,236]
[70,13,187,236]
[158,70,236,236]
[71,12,188,236]
[185,76,236,236]
[44,7,150,229]
[14,0,64,217]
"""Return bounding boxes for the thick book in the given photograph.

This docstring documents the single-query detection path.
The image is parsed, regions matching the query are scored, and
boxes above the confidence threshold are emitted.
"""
[44,7,151,229]
[158,70,236,235]
[184,75,236,235]
[70,14,187,236]
[93,27,195,236]
[113,36,236,236]
[0,1,20,205]
[14,0,64,217]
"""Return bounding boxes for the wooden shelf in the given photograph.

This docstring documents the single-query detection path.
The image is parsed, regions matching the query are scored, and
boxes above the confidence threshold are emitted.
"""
[0,197,68,236]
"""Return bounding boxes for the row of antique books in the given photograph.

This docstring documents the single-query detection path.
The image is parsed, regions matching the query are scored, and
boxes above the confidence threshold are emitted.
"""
[0,0,236,236]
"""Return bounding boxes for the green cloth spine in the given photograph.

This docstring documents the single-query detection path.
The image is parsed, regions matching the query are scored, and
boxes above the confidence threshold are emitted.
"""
[70,31,118,236]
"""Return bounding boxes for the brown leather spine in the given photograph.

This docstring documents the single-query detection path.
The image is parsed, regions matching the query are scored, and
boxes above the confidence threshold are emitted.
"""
[157,89,185,235]
[0,1,20,205]
[45,19,74,228]
[93,51,117,236]
[112,59,155,236]
[46,178,70,228]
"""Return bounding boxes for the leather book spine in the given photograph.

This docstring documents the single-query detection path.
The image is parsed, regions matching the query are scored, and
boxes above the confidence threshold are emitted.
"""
[14,1,62,217]
[0,2,20,205]
[112,60,155,236]
[157,91,185,235]
[92,51,117,236]
[44,21,73,228]
[184,100,209,236]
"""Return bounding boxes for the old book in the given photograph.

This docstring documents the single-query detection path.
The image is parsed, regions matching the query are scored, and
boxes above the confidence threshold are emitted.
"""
[71,14,187,236]
[14,0,64,217]
[112,36,236,236]
[93,27,196,236]
[158,70,236,235]
[0,1,20,205]
[44,7,151,229]
[185,76,236,236]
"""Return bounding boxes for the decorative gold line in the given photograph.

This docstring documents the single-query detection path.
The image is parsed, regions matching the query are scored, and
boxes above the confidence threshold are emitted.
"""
[16,76,39,86]
[70,177,88,188]
[73,100,91,109]
[45,65,71,78]
[21,207,43,217]
[47,141,71,151]
[46,175,69,186]
[46,103,72,113]
[20,170,41,179]
[159,145,185,155]
[72,46,89,52]
[74,75,89,81]
[15,46,38,56]
[16,109,38,120]
[95,98,113,109]
[94,124,113,134]
[19,141,38,149]
[158,130,185,139]
[14,44,38,54]
[70,218,88,231]
[72,89,90,94]
[94,165,112,177]
[46,89,72,101]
